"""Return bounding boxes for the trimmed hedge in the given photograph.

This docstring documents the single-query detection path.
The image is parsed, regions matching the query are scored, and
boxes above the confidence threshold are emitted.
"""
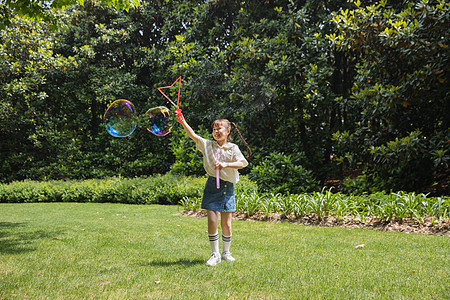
[0,175,258,205]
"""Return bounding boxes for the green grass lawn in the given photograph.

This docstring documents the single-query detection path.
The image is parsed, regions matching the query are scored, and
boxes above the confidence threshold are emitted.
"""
[1,203,449,299]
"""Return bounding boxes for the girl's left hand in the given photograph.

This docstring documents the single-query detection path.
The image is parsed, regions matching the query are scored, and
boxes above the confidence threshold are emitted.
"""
[215,162,228,170]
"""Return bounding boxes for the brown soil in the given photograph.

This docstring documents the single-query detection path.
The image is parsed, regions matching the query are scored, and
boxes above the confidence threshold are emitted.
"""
[178,210,449,236]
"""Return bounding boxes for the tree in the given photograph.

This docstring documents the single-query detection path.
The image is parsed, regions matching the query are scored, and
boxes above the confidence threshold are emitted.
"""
[329,0,449,193]
[0,15,77,181]
[0,1,180,181]
[0,0,141,28]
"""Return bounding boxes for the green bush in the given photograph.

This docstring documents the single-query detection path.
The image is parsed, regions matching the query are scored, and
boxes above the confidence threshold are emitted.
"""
[0,175,258,205]
[249,152,319,194]
[0,175,198,205]
[339,173,372,195]
[0,180,71,203]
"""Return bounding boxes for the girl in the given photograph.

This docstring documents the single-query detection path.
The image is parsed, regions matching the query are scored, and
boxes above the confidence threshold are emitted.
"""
[176,111,251,266]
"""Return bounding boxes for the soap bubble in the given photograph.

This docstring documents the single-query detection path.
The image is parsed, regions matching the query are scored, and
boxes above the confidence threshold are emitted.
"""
[104,100,137,137]
[145,106,172,136]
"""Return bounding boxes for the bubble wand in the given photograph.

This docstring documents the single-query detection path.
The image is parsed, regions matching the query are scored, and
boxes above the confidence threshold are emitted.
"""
[157,76,182,118]
[215,151,220,189]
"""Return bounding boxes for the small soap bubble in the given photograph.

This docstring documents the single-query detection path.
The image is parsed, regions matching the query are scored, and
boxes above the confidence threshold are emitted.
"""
[145,106,172,136]
[104,100,137,137]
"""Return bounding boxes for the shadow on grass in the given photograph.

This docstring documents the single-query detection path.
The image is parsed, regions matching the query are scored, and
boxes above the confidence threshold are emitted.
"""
[0,222,62,254]
[140,258,204,267]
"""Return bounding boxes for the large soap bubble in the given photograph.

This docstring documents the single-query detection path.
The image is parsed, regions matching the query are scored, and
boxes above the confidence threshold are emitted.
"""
[145,106,172,136]
[104,100,137,137]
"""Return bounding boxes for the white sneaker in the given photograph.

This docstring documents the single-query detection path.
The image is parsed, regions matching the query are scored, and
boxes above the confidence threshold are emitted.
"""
[222,251,235,262]
[206,252,221,266]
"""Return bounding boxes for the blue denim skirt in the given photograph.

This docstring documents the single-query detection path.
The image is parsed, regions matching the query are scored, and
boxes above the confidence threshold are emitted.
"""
[201,176,236,212]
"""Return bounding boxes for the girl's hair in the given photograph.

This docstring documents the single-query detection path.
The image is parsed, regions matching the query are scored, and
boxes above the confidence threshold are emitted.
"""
[212,119,252,158]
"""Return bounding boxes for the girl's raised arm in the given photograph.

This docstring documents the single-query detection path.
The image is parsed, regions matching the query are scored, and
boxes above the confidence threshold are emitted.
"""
[177,112,199,143]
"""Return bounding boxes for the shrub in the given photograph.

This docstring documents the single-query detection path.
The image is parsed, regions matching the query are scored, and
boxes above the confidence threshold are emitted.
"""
[339,173,372,194]
[249,152,319,194]
[0,175,202,205]
[0,175,257,205]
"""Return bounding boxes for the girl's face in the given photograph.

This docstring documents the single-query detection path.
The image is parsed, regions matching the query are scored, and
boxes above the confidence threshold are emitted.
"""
[212,121,230,144]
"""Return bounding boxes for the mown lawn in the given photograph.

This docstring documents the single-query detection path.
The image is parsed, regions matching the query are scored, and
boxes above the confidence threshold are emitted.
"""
[1,203,449,299]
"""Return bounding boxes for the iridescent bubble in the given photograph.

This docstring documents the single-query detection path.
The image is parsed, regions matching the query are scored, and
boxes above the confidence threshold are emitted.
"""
[145,106,172,136]
[104,100,137,137]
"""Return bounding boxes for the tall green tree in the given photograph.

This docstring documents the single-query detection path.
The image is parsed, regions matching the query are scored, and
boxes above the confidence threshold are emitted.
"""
[0,15,77,181]
[329,0,449,193]
[0,1,188,181]
[0,0,141,28]
[48,0,188,179]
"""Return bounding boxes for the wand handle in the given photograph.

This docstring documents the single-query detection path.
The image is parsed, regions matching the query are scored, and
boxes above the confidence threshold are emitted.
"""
[215,151,220,189]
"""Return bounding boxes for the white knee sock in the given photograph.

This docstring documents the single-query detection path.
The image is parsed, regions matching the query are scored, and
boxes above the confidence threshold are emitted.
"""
[208,232,219,254]
[222,234,232,253]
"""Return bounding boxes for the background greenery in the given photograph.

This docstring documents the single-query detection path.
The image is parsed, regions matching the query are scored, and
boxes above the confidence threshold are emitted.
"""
[0,0,448,195]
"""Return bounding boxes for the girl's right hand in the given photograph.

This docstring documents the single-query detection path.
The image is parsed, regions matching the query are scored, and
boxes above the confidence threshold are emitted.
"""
[176,110,184,124]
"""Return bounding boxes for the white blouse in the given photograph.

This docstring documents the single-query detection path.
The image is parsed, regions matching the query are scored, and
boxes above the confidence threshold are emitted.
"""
[196,137,247,184]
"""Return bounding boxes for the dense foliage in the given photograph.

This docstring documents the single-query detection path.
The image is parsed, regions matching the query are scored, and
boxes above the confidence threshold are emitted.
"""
[0,0,448,195]
[0,0,141,28]
[329,0,449,193]
[249,152,319,194]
